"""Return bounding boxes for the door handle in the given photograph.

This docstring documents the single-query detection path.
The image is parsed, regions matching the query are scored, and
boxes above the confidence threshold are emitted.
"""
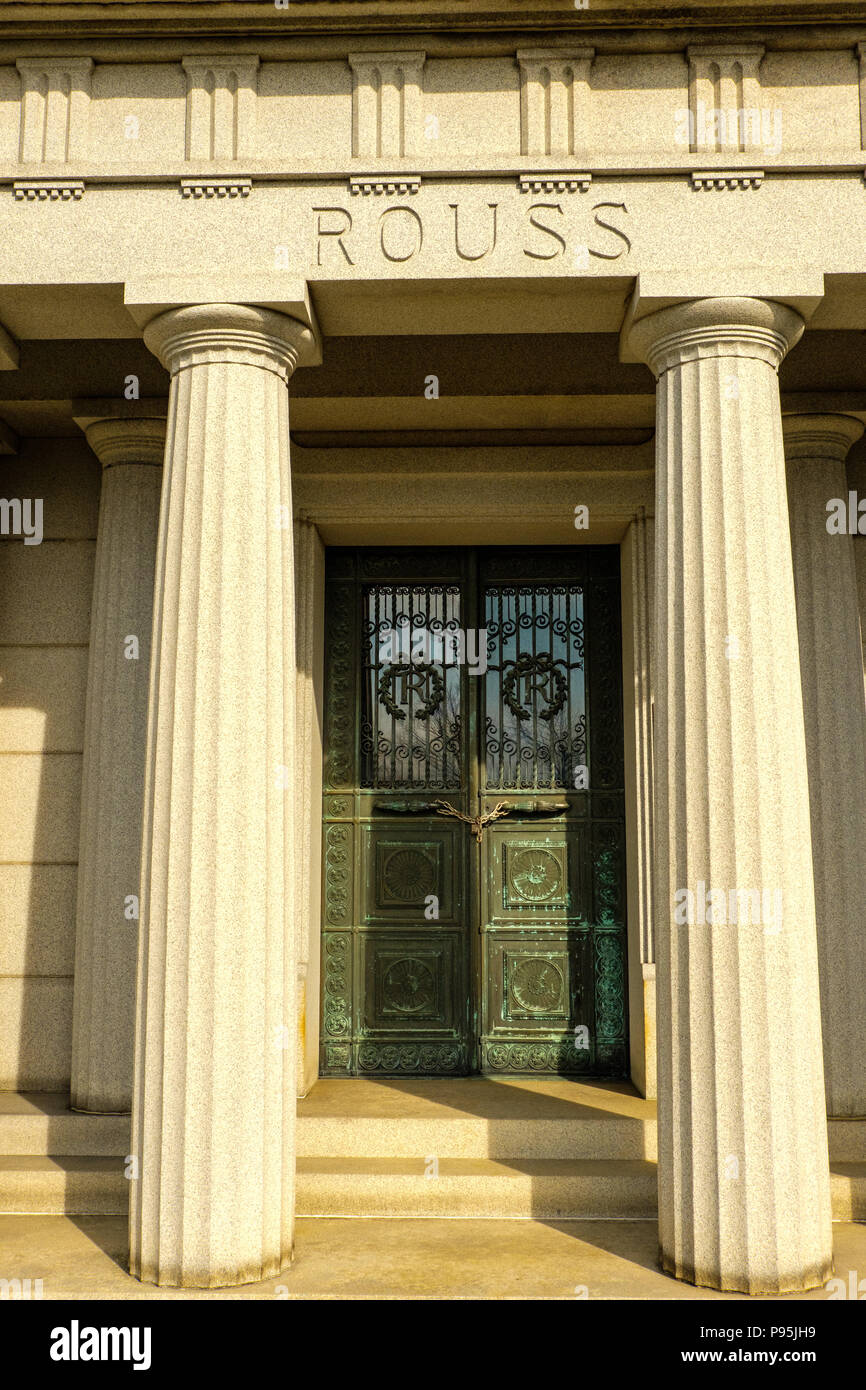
[371,797,568,843]
[430,799,512,844]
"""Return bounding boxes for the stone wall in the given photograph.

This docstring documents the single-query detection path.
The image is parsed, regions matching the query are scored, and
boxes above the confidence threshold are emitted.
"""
[0,437,98,1089]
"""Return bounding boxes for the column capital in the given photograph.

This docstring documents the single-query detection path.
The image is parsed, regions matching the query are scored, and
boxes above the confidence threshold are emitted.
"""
[782,412,865,462]
[80,417,166,469]
[626,297,804,378]
[142,303,315,383]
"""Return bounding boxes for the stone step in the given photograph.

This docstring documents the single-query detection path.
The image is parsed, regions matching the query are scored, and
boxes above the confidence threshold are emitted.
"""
[296,1077,659,1160]
[0,1094,130,1156]
[829,1165,866,1221]
[299,1159,866,1220]
[1,1151,863,1220]
[298,1112,656,1160]
[0,1157,128,1215]
[2,1089,862,1164]
[1,1083,659,1161]
[295,1157,658,1219]
[827,1119,866,1161]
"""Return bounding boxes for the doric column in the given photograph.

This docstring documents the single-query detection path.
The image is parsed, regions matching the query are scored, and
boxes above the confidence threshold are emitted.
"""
[129,303,314,1288]
[784,413,866,1117]
[293,518,325,1097]
[628,297,832,1294]
[70,418,165,1113]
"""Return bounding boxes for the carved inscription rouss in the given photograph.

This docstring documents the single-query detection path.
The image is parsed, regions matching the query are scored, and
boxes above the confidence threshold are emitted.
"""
[312,199,630,267]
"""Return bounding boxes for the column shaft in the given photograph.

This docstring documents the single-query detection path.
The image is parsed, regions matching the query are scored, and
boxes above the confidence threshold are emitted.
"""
[130,304,313,1288]
[71,420,164,1112]
[785,415,866,1116]
[629,297,832,1294]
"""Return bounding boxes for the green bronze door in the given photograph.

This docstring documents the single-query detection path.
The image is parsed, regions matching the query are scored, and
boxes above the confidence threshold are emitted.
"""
[320,547,628,1078]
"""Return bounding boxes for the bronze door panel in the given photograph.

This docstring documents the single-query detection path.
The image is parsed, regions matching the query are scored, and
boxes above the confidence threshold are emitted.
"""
[320,547,627,1078]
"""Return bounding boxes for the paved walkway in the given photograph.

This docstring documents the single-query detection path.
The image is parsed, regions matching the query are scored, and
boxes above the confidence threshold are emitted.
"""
[2,1216,864,1300]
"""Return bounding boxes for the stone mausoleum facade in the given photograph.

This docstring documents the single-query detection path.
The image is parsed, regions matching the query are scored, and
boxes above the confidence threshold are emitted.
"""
[0,0,865,1295]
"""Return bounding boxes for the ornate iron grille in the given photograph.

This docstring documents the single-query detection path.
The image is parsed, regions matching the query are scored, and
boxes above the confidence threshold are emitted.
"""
[361,583,463,789]
[484,583,587,790]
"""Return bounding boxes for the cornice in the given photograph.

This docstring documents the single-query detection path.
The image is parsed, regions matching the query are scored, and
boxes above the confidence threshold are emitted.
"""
[1,2,866,50]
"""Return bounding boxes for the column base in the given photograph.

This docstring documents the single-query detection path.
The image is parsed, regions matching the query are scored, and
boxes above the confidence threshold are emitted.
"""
[69,1102,131,1117]
[131,1250,294,1291]
[660,1249,834,1296]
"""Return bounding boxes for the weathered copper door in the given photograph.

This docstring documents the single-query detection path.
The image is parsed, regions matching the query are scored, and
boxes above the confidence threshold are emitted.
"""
[320,547,627,1077]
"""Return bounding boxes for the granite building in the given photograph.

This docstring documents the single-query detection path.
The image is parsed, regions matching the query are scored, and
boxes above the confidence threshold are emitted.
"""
[0,0,865,1295]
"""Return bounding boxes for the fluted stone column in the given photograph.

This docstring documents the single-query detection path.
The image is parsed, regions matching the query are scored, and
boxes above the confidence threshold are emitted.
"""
[629,297,832,1294]
[784,414,866,1116]
[130,303,315,1288]
[293,518,325,1097]
[71,418,164,1113]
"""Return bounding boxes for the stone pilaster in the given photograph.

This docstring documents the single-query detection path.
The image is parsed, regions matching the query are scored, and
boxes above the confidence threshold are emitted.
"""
[686,45,764,155]
[16,57,92,163]
[293,518,325,1097]
[628,297,832,1294]
[622,511,656,1098]
[181,55,259,161]
[129,303,314,1288]
[858,42,866,152]
[516,48,594,157]
[784,413,866,1117]
[348,52,425,159]
[847,451,866,695]
[70,418,164,1114]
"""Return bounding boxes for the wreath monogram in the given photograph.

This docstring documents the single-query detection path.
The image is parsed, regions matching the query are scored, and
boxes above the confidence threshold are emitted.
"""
[502,653,567,723]
[378,662,444,721]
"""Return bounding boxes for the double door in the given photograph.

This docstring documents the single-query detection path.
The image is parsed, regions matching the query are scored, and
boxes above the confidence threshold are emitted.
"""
[320,547,628,1076]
